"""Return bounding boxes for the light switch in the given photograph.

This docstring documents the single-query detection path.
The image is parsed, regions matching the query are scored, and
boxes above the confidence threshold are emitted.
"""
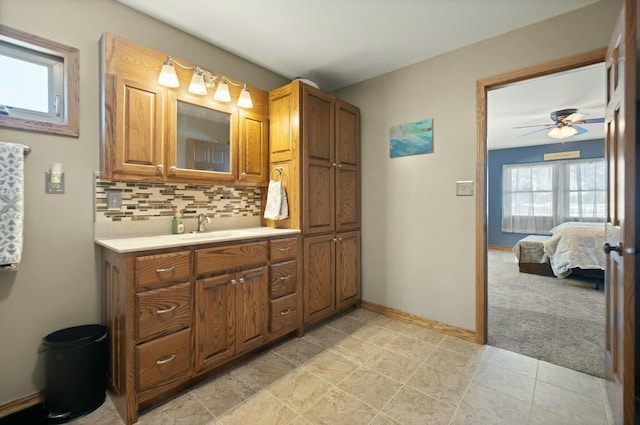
[456,180,474,196]
[106,191,122,209]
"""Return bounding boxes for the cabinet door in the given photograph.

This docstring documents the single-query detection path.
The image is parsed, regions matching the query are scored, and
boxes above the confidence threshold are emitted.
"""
[165,93,238,183]
[238,110,268,185]
[303,234,335,325]
[194,274,235,373]
[108,76,165,180]
[269,84,298,163]
[336,231,361,310]
[235,267,268,354]
[335,101,360,231]
[302,85,335,234]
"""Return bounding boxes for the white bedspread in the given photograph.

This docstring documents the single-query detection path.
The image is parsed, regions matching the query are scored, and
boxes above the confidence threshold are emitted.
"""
[543,222,605,278]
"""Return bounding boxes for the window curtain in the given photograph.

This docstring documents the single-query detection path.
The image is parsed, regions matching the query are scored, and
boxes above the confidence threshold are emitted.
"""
[501,158,605,234]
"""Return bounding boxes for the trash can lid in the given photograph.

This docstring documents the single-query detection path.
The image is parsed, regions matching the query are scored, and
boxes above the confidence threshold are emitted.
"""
[43,324,107,349]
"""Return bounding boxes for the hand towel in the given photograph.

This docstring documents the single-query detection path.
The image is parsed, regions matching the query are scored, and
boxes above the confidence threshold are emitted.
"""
[0,142,27,271]
[263,178,288,221]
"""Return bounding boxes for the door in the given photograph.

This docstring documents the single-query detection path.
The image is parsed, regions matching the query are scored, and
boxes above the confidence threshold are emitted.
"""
[194,274,235,373]
[235,266,268,354]
[335,101,361,232]
[335,231,361,309]
[604,1,637,424]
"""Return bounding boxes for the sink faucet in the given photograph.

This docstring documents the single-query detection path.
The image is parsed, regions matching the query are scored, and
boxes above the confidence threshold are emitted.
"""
[197,213,211,232]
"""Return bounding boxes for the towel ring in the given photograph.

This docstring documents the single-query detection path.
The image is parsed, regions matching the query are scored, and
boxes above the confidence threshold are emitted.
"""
[271,167,283,181]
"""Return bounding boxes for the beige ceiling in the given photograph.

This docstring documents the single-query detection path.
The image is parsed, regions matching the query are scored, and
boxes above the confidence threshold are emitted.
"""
[116,0,599,92]
[116,0,606,149]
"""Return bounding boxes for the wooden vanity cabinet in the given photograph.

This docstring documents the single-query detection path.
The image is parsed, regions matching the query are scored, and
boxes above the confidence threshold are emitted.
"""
[194,241,269,374]
[102,233,300,425]
[100,33,269,186]
[268,80,361,327]
[103,248,193,425]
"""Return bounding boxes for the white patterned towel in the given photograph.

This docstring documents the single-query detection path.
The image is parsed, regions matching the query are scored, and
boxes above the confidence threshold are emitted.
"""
[0,142,27,271]
[263,178,289,221]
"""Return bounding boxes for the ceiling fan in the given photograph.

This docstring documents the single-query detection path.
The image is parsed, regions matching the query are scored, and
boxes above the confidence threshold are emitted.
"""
[514,108,605,139]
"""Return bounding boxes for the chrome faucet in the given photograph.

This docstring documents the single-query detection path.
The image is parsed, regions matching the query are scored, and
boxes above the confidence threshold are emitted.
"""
[197,213,211,232]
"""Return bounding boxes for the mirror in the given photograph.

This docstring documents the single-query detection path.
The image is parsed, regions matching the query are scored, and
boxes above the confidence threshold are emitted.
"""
[176,100,231,173]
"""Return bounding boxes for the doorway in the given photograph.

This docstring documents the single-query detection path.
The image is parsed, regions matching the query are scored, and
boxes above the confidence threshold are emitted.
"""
[474,49,607,350]
[482,61,607,377]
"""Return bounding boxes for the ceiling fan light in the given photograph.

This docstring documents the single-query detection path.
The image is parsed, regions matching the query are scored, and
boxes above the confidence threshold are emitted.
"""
[158,57,180,88]
[214,79,231,102]
[548,125,578,139]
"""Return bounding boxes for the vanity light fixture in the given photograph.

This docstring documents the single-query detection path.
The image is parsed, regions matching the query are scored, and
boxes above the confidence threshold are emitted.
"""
[157,56,253,108]
[548,124,578,139]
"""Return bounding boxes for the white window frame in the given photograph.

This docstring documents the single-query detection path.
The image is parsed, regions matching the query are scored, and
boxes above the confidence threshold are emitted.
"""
[501,158,606,234]
[0,25,79,137]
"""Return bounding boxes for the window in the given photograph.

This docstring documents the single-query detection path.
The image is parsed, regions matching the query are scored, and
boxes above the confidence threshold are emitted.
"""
[502,158,606,234]
[0,25,78,136]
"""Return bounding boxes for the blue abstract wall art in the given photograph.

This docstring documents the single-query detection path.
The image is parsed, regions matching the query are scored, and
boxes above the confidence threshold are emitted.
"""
[389,118,433,158]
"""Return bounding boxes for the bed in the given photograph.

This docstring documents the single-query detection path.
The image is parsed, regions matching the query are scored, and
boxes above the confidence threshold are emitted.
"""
[513,221,605,280]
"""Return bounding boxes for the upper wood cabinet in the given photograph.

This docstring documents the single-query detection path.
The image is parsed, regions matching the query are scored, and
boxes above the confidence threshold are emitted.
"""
[100,33,269,186]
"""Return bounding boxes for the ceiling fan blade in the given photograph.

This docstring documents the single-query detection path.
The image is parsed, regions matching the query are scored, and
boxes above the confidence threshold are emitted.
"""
[575,117,605,124]
[512,123,553,130]
[573,124,589,136]
[565,112,582,122]
[518,127,550,137]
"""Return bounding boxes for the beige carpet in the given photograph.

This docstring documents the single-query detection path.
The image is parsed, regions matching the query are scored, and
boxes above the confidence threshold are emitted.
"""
[487,249,605,378]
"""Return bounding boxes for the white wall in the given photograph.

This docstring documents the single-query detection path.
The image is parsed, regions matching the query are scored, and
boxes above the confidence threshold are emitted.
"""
[335,0,621,331]
[0,0,287,405]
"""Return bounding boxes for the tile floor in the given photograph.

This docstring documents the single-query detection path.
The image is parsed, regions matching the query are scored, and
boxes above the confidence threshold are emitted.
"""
[75,309,613,425]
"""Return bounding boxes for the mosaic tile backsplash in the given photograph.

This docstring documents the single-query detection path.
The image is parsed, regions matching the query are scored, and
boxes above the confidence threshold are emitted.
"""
[95,178,262,223]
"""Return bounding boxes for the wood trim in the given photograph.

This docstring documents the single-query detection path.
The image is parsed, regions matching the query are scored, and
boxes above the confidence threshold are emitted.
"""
[0,391,43,419]
[361,301,475,342]
[487,245,512,252]
[475,48,607,346]
[0,24,79,137]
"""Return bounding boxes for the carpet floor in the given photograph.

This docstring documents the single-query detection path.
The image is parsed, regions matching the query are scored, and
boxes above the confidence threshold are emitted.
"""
[487,249,605,378]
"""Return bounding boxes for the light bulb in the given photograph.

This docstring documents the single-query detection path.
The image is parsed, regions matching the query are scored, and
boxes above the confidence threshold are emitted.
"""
[158,57,179,88]
[237,84,253,108]
[188,68,207,95]
[214,79,231,102]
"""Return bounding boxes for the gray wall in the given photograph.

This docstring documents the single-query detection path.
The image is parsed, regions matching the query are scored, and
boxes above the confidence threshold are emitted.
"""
[335,0,620,330]
[0,0,622,407]
[0,0,287,405]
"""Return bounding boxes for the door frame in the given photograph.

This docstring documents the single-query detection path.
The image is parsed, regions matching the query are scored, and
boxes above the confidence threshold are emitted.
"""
[474,48,607,344]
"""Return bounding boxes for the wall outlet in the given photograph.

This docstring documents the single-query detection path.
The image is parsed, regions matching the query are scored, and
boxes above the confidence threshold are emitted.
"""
[106,191,122,209]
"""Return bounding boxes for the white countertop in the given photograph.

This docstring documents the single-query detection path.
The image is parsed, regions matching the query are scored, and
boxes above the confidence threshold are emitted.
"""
[95,227,300,253]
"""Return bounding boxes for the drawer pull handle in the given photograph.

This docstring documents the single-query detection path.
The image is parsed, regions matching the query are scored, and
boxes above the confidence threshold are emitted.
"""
[280,275,292,281]
[279,247,291,252]
[157,305,177,314]
[156,354,176,365]
[155,266,176,274]
[280,308,292,316]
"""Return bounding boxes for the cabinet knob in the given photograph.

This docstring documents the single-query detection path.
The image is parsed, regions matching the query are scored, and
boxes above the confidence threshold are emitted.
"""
[157,164,164,172]
[170,166,177,173]
[231,279,237,285]
[239,278,246,284]
[332,163,337,167]
[241,172,247,176]
[338,163,343,168]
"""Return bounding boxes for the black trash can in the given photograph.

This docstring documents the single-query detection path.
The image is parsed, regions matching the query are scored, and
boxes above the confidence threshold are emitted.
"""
[40,324,108,422]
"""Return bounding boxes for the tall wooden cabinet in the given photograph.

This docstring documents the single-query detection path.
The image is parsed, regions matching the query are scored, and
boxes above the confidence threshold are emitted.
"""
[268,81,361,327]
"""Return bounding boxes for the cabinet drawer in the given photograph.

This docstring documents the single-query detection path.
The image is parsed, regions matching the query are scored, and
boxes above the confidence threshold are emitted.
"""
[136,282,191,343]
[270,260,297,299]
[270,237,298,263]
[270,293,298,333]
[196,241,267,276]
[135,251,191,291]
[137,328,191,393]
